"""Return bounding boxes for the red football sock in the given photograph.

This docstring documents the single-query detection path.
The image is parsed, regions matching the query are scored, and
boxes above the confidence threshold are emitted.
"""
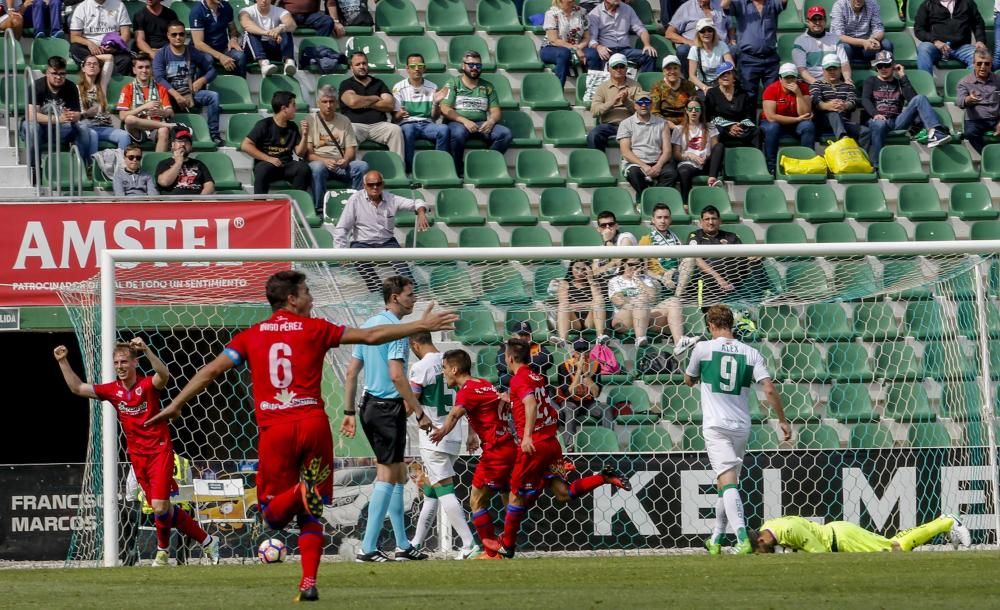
[263,483,304,530]
[154,509,172,549]
[569,474,606,499]
[472,509,496,547]
[297,516,323,591]
[500,504,527,550]
[172,506,210,544]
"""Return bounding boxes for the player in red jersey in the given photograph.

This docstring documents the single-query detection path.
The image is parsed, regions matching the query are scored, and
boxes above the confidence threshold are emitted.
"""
[482,338,632,559]
[431,348,518,558]
[145,270,456,602]
[55,338,220,567]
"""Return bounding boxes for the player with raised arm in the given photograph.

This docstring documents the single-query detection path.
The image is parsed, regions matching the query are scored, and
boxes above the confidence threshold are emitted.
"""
[406,333,480,559]
[143,270,456,602]
[684,304,791,555]
[483,339,632,559]
[55,338,220,567]
[750,514,971,553]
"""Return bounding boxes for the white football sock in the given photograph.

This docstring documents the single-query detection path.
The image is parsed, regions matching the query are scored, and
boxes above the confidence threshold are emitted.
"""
[439,492,476,548]
[711,494,729,544]
[722,486,747,540]
[410,497,438,548]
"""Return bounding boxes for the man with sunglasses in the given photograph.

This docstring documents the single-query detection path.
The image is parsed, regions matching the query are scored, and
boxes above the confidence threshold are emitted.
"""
[154,21,224,148]
[588,53,643,151]
[956,48,1000,153]
[392,53,451,175]
[792,5,851,86]
[113,143,157,195]
[586,0,657,72]
[618,90,678,197]
[439,51,512,177]
[913,0,987,75]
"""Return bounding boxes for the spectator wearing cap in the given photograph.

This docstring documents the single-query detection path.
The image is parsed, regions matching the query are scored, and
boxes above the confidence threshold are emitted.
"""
[556,260,610,347]
[618,90,678,197]
[760,62,815,174]
[555,339,608,446]
[242,90,311,198]
[540,0,598,87]
[687,17,734,95]
[830,0,893,63]
[793,5,852,85]
[810,54,863,142]
[704,61,758,147]
[665,0,732,76]
[914,0,987,75]
[956,48,1000,152]
[588,52,643,150]
[672,96,724,201]
[496,320,554,390]
[587,0,657,73]
[651,54,698,129]
[862,51,951,169]
[155,127,215,195]
[720,0,783,102]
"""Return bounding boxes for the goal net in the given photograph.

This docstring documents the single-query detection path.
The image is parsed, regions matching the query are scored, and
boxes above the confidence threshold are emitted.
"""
[60,241,1000,565]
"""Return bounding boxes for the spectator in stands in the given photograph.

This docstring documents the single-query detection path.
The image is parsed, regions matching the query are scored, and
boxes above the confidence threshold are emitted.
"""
[678,204,741,303]
[133,0,177,56]
[557,260,610,346]
[305,85,368,210]
[2,0,63,39]
[810,54,862,143]
[609,258,658,347]
[190,0,246,77]
[70,0,133,76]
[154,21,224,148]
[0,0,26,40]
[830,0,892,64]
[239,0,297,77]
[651,54,698,129]
[995,1,1000,71]
[666,0,731,76]
[720,0,782,102]
[116,53,175,153]
[914,0,987,75]
[587,0,657,72]
[23,57,93,163]
[78,54,131,157]
[392,54,450,175]
[760,62,815,175]
[540,0,597,87]
[339,51,405,160]
[956,48,1000,153]
[704,61,757,147]
[282,0,334,37]
[113,143,157,196]
[496,320,554,390]
[588,53,642,150]
[328,0,372,36]
[686,17,734,96]
[641,203,700,354]
[439,51,513,177]
[332,170,426,292]
[793,5,852,85]
[618,90,678,197]
[555,339,608,445]
[862,50,951,169]
[672,97,723,200]
[155,127,215,195]
[242,90,310,197]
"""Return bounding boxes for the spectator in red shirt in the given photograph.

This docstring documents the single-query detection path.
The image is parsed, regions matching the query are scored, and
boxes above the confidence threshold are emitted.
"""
[759,62,815,174]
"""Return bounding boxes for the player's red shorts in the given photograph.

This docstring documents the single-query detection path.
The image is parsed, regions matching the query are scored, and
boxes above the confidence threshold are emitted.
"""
[257,414,333,505]
[510,436,563,498]
[472,440,517,491]
[130,448,177,502]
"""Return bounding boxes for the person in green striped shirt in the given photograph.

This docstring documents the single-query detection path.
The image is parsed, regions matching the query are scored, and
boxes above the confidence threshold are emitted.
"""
[750,514,972,553]
[391,54,450,174]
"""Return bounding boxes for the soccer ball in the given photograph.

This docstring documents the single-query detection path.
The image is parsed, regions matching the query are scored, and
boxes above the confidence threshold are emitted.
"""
[257,538,287,564]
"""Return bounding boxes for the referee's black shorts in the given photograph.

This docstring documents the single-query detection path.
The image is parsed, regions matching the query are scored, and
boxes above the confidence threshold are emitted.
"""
[359,393,407,465]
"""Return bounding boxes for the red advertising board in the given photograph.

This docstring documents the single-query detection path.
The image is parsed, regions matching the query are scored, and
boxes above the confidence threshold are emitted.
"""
[0,200,293,306]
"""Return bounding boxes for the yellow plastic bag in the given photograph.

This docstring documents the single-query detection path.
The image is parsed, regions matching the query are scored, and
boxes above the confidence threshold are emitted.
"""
[780,154,828,175]
[824,137,874,174]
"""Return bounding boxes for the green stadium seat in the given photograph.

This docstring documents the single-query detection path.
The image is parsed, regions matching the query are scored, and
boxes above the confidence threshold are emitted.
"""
[273,189,323,228]
[403,225,447,249]
[764,223,807,245]
[805,303,854,341]
[521,73,570,109]
[826,343,874,382]
[956,301,1000,339]
[413,150,462,188]
[574,75,592,109]
[0,34,26,71]
[427,0,475,33]
[949,183,997,220]
[629,427,675,451]
[543,110,588,147]
[323,189,351,221]
[907,422,952,447]
[574,426,621,452]
[396,37,446,72]
[777,385,821,423]
[681,426,705,451]
[172,113,216,151]
[41,152,93,191]
[878,145,927,182]
[879,0,904,31]
[971,220,1000,240]
[849,423,895,449]
[883,259,933,299]
[688,187,738,222]
[388,188,431,227]
[875,341,922,381]
[192,152,241,191]
[637,72,661,92]
[464,150,515,187]
[866,221,909,242]
[345,36,395,72]
[309,227,334,247]
[777,2,801,30]
[930,144,979,182]
[447,35,496,70]
[723,147,774,184]
[209,74,256,112]
[903,69,941,105]
[777,33,796,64]
[477,0,524,33]
[475,347,501,384]
[488,188,538,225]
[778,343,828,383]
[941,382,983,420]
[360,151,409,188]
[501,110,542,147]
[777,146,826,183]
[795,185,845,223]
[914,221,955,242]
[721,223,756,245]
[496,35,543,71]
[376,0,423,34]
[884,383,937,422]
[844,184,893,221]
[878,32,916,67]
[642,33,677,58]
[759,306,807,340]
[828,383,877,423]
[540,188,589,225]
[511,226,553,247]
[592,188,640,223]
[659,384,701,424]
[296,37,344,75]
[943,69,971,104]
[436,189,485,226]
[531,262,567,300]
[833,261,880,297]
[606,386,657,425]
[795,424,841,449]
[743,186,792,222]
[459,226,502,248]
[980,144,1000,179]
[522,0,550,33]
[31,37,77,72]
[258,75,307,110]
[897,183,948,221]
[853,302,900,341]
[482,265,531,304]
[630,0,657,30]
[785,261,831,296]
[567,149,617,187]
[430,266,477,305]
[225,113,259,149]
[748,425,782,450]
[455,306,503,345]
[923,341,978,381]
[515,149,565,186]
[641,187,689,222]
[562,226,603,246]
[815,222,858,245]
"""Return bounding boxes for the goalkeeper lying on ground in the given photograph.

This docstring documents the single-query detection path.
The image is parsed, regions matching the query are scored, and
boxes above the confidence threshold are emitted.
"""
[750,515,972,553]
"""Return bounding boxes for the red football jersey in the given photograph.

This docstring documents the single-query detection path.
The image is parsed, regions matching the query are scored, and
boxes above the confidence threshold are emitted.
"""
[225,310,345,428]
[455,377,512,451]
[509,366,559,442]
[93,376,170,455]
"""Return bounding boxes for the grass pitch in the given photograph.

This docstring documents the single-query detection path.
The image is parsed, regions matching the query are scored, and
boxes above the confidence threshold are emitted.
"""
[3,552,1000,609]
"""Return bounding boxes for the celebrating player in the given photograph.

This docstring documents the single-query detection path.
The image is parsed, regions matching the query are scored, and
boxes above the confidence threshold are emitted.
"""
[406,333,480,559]
[484,338,632,559]
[684,304,791,555]
[750,514,972,553]
[144,270,456,602]
[55,338,220,567]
